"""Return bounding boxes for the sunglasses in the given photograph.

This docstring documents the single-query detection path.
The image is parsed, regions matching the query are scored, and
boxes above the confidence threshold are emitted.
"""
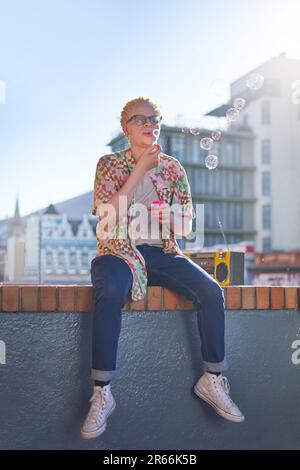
[126,114,162,126]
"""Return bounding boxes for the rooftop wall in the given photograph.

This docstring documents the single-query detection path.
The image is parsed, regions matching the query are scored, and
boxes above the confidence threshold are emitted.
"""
[0,284,299,450]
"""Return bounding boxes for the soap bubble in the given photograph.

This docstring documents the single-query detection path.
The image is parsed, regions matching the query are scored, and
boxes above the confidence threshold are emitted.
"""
[205,154,218,170]
[153,129,159,140]
[233,97,246,111]
[200,137,214,151]
[246,73,264,90]
[226,107,240,122]
[190,127,201,135]
[211,130,222,141]
[181,126,190,134]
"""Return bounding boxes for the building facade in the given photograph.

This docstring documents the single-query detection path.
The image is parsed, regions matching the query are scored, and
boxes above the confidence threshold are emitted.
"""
[251,251,300,286]
[23,204,98,283]
[207,53,300,252]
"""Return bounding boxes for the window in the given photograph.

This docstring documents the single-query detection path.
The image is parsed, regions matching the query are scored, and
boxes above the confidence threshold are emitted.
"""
[46,251,53,267]
[205,170,221,195]
[205,203,222,229]
[157,134,166,148]
[185,167,193,186]
[262,171,271,196]
[212,203,222,228]
[262,139,271,164]
[171,135,185,160]
[192,139,207,163]
[204,204,212,228]
[262,101,271,124]
[227,171,242,196]
[205,234,223,247]
[227,203,242,229]
[58,251,65,267]
[225,142,241,165]
[81,252,89,267]
[192,139,199,163]
[205,235,214,247]
[262,204,271,229]
[161,134,171,154]
[192,168,205,194]
[262,237,272,252]
[227,234,241,244]
[70,251,77,267]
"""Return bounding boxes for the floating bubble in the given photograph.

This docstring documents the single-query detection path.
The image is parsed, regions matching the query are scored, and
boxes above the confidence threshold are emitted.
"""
[181,127,190,134]
[246,73,264,90]
[233,97,246,111]
[190,128,201,135]
[153,129,159,140]
[211,130,222,141]
[226,107,240,122]
[205,155,218,170]
[200,137,214,151]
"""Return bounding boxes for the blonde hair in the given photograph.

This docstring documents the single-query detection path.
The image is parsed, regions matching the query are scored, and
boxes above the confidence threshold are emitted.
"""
[120,96,161,134]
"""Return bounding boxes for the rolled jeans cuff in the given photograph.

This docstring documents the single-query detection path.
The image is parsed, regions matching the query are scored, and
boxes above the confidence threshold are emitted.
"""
[202,357,229,373]
[91,368,117,381]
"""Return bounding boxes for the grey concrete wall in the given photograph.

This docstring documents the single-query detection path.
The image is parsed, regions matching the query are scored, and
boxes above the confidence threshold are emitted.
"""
[0,309,300,450]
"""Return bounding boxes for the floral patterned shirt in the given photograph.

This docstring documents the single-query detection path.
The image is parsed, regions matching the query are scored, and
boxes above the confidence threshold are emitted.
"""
[92,147,196,301]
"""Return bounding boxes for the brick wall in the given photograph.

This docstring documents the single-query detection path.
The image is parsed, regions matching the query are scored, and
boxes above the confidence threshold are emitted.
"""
[0,284,299,312]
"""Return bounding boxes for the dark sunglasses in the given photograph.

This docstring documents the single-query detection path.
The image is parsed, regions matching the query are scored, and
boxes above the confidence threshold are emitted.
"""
[126,114,162,126]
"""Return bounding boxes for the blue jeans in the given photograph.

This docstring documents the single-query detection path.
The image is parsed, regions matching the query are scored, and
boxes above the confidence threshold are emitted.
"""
[90,244,228,382]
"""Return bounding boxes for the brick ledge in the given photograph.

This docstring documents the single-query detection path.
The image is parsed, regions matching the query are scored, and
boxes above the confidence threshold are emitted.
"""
[0,285,299,312]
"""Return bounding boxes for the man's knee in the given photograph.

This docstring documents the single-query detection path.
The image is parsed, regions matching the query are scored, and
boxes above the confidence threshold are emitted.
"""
[194,276,224,305]
[93,277,132,312]
[91,255,132,286]
[205,279,225,305]
[91,256,132,304]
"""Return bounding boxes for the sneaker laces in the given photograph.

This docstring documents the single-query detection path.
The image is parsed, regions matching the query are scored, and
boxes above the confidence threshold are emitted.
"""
[86,387,107,425]
[214,375,236,409]
[219,375,230,395]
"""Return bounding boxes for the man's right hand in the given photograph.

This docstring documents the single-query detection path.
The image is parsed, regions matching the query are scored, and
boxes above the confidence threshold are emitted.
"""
[136,144,162,173]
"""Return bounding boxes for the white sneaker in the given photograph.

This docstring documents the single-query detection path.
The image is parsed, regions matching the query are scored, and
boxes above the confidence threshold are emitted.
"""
[193,372,245,423]
[81,384,116,439]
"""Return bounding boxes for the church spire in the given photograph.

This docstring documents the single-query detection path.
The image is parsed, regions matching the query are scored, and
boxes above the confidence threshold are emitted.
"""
[14,196,20,218]
[8,195,24,238]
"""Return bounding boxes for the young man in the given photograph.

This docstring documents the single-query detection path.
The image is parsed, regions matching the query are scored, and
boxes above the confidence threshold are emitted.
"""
[81,97,244,440]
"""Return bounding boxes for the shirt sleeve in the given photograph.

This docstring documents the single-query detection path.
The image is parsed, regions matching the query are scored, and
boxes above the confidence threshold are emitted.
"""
[171,161,196,220]
[92,156,118,216]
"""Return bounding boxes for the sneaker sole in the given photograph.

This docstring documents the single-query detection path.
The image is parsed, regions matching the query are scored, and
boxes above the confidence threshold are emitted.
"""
[193,385,245,423]
[80,401,116,439]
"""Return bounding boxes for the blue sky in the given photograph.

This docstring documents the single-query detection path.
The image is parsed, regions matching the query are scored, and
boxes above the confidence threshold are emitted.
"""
[0,0,299,219]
